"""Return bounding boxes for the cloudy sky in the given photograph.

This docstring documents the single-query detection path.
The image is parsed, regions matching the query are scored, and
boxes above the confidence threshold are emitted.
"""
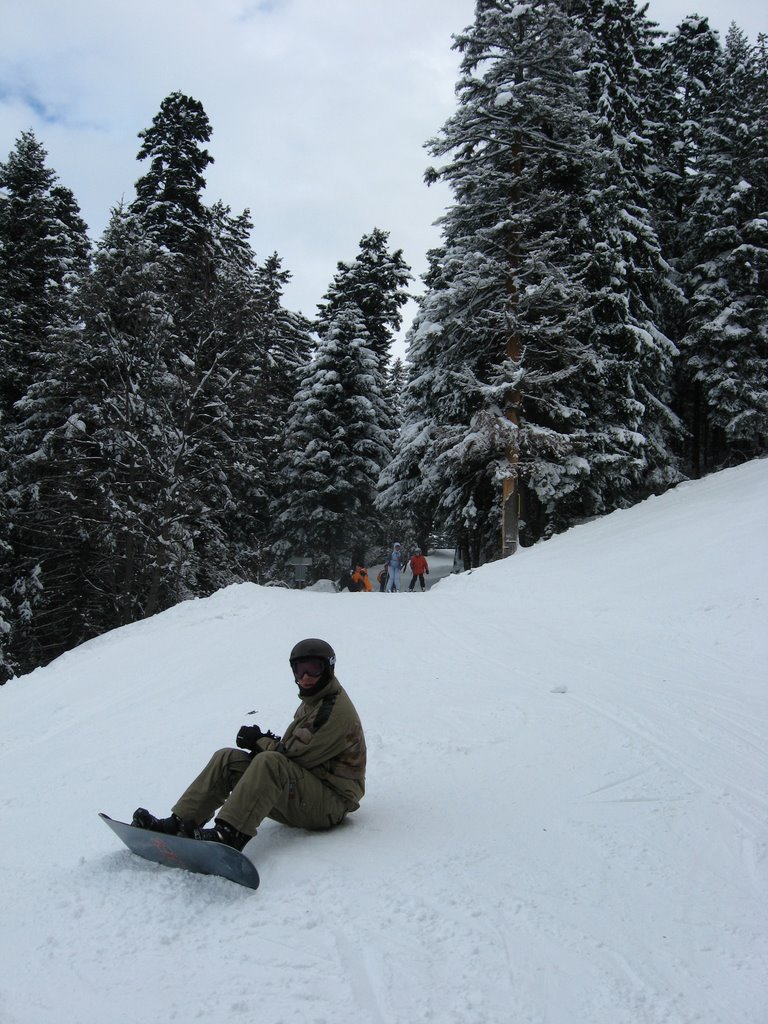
[1,0,764,356]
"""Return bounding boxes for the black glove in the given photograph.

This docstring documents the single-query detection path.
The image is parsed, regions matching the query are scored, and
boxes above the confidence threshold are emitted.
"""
[236,724,266,751]
[237,724,282,751]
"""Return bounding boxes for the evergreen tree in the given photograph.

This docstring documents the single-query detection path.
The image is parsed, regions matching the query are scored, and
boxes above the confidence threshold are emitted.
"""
[386,356,407,432]
[679,26,768,472]
[0,130,90,422]
[568,0,683,510]
[125,94,266,609]
[251,252,315,571]
[255,252,315,439]
[6,208,179,656]
[383,0,612,558]
[132,91,214,265]
[0,132,90,678]
[313,228,409,561]
[0,94,325,674]
[3,94,288,671]
[384,0,687,558]
[315,227,411,366]
[271,304,392,581]
[388,357,407,398]
[194,203,277,590]
[5,192,277,669]
[649,15,722,290]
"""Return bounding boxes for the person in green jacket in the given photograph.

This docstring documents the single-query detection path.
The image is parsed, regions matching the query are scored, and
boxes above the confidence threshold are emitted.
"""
[132,638,366,851]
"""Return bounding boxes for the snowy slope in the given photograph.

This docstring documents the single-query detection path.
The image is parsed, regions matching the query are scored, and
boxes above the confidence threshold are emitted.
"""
[1,461,766,1024]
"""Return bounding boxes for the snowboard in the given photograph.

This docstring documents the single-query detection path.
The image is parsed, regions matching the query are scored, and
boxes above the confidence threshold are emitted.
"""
[99,812,260,890]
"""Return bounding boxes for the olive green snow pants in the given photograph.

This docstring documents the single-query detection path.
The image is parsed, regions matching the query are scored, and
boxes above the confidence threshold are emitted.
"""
[171,748,349,837]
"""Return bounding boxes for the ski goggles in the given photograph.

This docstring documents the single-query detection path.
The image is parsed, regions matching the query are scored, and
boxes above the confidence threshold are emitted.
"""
[291,657,325,679]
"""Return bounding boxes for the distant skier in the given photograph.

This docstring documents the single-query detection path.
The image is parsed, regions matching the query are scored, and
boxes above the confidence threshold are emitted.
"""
[131,638,366,850]
[407,549,429,592]
[350,564,371,591]
[338,564,371,592]
[385,542,406,592]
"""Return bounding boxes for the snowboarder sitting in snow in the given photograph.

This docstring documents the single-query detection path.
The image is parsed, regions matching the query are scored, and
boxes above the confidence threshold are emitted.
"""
[132,638,366,851]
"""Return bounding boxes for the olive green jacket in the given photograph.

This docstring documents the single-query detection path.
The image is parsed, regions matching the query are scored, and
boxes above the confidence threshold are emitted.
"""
[258,677,366,811]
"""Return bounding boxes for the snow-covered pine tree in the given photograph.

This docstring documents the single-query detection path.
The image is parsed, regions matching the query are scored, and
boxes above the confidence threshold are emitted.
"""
[6,194,278,671]
[386,357,407,430]
[4,94,302,672]
[0,130,90,422]
[196,202,277,590]
[377,250,445,557]
[567,0,684,512]
[0,132,90,678]
[312,228,409,559]
[645,15,722,365]
[678,26,768,473]
[255,252,315,446]
[388,357,407,399]
[127,94,271,612]
[382,0,622,558]
[6,207,180,660]
[132,91,214,267]
[372,355,412,551]
[315,227,411,367]
[249,252,315,572]
[270,303,392,581]
[649,16,722,292]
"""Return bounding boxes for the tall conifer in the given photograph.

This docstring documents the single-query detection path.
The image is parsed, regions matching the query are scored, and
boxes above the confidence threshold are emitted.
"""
[271,304,392,580]
[0,132,89,678]
[679,27,768,472]
[0,130,89,421]
[316,227,411,367]
[383,0,608,555]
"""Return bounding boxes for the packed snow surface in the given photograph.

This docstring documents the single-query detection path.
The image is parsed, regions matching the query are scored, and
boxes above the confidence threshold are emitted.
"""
[2,461,767,1024]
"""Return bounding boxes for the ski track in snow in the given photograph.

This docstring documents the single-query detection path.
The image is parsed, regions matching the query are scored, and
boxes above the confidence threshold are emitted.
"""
[1,460,767,1024]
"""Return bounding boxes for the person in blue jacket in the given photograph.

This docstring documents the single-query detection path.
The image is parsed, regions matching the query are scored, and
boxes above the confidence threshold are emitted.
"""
[385,542,406,592]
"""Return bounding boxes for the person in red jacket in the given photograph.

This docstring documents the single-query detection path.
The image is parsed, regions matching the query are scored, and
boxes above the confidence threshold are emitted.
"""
[407,549,429,592]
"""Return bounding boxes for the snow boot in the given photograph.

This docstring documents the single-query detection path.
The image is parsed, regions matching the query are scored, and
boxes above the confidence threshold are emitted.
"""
[132,807,194,837]
[193,819,250,851]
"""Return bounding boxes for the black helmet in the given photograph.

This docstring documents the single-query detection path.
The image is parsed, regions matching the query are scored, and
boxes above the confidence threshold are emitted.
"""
[289,637,336,666]
[289,638,336,694]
